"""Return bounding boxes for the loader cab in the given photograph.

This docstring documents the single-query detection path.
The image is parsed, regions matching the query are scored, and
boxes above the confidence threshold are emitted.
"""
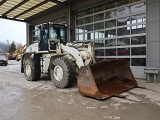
[33,23,67,51]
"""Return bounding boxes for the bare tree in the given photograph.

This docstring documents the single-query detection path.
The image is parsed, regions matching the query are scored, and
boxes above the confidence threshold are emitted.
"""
[16,42,22,49]
[3,40,10,52]
[0,40,11,53]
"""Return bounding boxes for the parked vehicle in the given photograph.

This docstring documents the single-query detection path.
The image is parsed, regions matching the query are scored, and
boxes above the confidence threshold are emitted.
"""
[0,55,8,66]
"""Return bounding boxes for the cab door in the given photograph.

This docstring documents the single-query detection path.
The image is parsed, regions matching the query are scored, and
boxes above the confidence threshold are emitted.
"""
[39,24,49,51]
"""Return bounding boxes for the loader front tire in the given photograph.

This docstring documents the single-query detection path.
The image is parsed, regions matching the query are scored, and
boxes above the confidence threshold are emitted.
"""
[24,59,40,81]
[51,57,76,88]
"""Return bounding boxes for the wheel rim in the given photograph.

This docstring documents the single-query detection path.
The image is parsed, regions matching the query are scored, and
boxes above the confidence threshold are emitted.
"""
[53,65,63,81]
[26,64,31,76]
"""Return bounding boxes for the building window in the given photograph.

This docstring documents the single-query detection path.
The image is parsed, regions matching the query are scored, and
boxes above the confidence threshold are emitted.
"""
[76,18,84,25]
[94,40,105,47]
[94,22,104,30]
[94,13,104,21]
[105,20,116,28]
[85,16,93,23]
[118,48,130,56]
[117,37,130,46]
[85,33,94,40]
[131,58,146,66]
[117,27,130,36]
[105,29,116,38]
[105,11,116,19]
[131,36,146,45]
[95,49,104,56]
[105,49,116,56]
[76,1,146,66]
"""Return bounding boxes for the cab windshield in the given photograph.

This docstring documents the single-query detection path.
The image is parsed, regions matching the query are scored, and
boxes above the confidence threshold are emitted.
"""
[50,24,67,43]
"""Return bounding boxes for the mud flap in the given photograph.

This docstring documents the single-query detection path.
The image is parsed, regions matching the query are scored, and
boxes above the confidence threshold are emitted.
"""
[77,59,137,99]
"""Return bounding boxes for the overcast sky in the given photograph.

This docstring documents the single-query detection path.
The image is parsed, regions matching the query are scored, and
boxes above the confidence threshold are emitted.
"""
[0,18,26,45]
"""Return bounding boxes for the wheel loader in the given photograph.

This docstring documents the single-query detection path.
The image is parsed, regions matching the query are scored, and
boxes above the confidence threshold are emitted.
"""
[21,22,137,99]
[10,45,26,61]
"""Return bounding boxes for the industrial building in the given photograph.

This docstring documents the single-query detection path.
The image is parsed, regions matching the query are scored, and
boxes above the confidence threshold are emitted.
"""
[0,0,159,80]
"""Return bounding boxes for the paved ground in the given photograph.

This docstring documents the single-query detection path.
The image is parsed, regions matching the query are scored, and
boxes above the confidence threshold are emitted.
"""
[0,60,160,120]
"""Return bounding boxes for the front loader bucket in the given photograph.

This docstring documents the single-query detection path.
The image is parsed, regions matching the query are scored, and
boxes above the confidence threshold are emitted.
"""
[77,59,137,99]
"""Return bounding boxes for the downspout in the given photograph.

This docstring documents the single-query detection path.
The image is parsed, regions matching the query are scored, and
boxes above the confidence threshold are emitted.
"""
[68,2,71,43]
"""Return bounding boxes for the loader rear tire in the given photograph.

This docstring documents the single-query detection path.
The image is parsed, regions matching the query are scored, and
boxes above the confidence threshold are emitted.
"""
[51,57,77,88]
[24,58,40,81]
